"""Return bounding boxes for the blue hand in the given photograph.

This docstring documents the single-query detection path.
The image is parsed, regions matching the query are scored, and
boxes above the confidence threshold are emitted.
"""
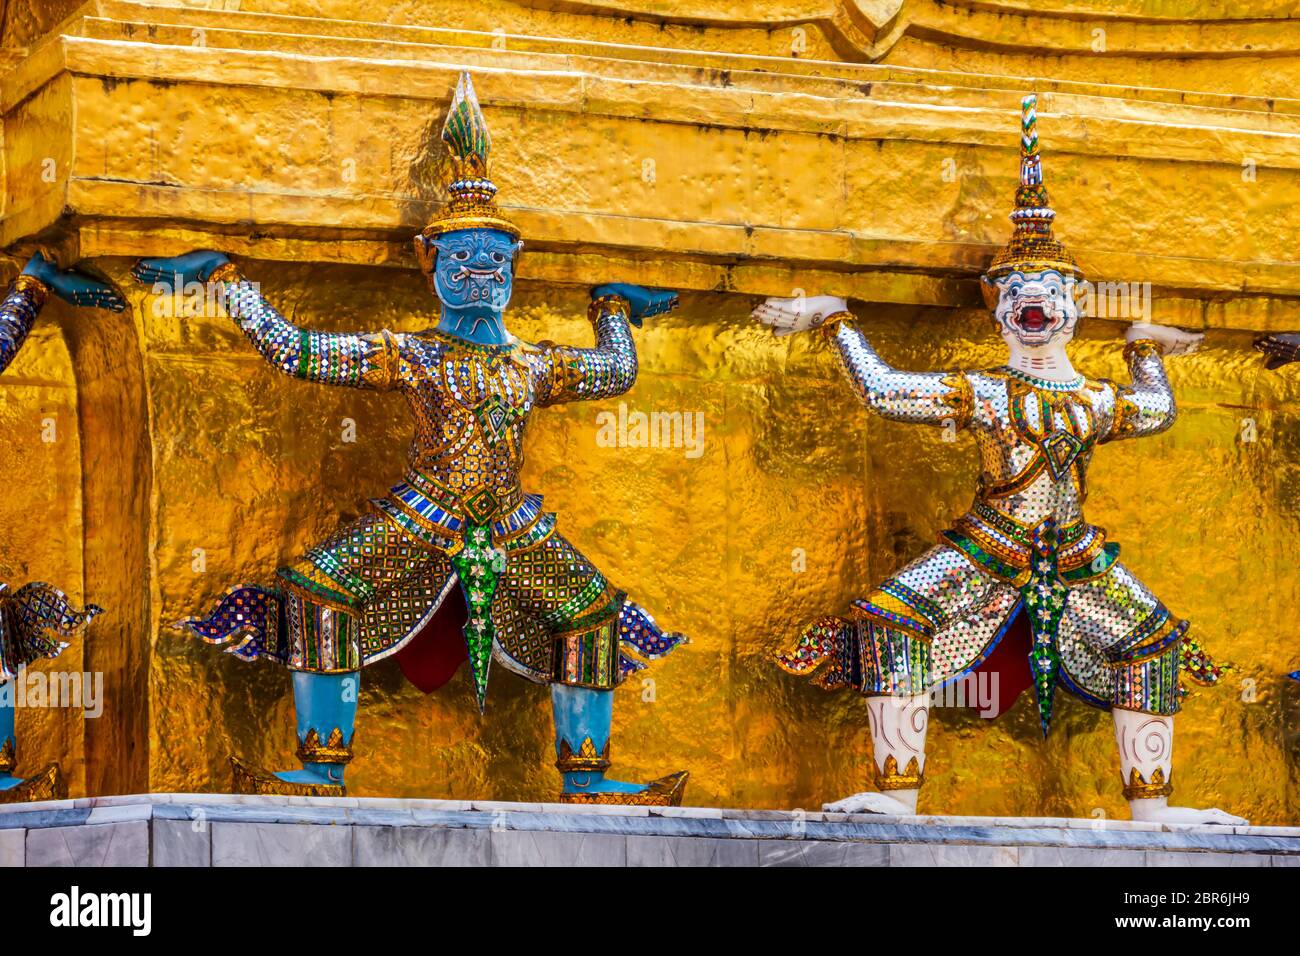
[591,283,678,328]
[131,250,230,287]
[22,253,126,312]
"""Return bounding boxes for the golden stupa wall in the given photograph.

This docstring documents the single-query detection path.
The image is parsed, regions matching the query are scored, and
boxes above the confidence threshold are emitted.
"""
[2,0,1298,821]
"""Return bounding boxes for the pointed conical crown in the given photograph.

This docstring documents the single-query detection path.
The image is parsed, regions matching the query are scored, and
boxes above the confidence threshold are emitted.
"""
[985,94,1082,281]
[418,72,520,249]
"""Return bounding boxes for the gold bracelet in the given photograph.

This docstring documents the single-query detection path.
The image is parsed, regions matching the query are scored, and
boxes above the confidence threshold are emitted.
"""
[207,261,242,284]
[1122,337,1161,363]
[295,727,354,765]
[817,310,853,335]
[0,737,15,775]
[587,293,630,324]
[13,273,50,305]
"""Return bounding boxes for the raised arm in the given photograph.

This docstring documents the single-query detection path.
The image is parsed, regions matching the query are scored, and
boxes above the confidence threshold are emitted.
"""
[132,252,394,390]
[1104,323,1201,441]
[1106,339,1176,440]
[0,276,47,375]
[218,267,397,390]
[752,295,971,428]
[826,317,972,427]
[532,284,677,407]
[1,253,125,374]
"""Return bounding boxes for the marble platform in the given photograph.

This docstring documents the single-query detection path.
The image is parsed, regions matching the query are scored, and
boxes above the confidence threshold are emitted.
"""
[0,794,1295,866]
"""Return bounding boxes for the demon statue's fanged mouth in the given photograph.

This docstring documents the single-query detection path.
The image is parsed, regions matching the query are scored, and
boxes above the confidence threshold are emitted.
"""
[1010,301,1067,346]
[991,270,1079,350]
[1016,304,1049,333]
[452,266,506,283]
[449,266,507,302]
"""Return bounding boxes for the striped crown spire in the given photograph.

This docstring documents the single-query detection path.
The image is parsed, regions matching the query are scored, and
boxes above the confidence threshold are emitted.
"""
[1015,94,1051,223]
[442,71,492,183]
[416,71,520,262]
[986,93,1081,280]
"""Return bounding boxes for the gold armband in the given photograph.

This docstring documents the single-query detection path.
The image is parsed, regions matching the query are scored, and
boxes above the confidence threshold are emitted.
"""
[587,294,630,325]
[12,273,50,306]
[207,262,242,285]
[356,329,399,390]
[817,310,853,335]
[1122,338,1161,363]
[938,371,975,431]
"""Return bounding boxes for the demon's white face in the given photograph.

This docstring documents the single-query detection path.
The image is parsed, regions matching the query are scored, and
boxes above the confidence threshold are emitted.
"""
[989,269,1079,351]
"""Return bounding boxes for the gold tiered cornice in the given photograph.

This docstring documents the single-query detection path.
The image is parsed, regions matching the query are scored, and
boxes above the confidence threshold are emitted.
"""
[6,1,1300,331]
[21,1,1300,78]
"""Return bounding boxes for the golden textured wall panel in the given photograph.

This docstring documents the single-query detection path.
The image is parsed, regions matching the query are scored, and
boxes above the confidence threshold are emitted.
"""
[0,1,1297,822]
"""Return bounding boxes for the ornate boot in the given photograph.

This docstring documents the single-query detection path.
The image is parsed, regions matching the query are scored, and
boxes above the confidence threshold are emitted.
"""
[0,685,65,803]
[551,684,687,806]
[231,671,357,797]
[821,693,928,816]
[1113,709,1246,825]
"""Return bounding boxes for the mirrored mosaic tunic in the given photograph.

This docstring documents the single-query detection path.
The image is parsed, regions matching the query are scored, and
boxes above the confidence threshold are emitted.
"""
[777,319,1222,732]
[179,279,683,707]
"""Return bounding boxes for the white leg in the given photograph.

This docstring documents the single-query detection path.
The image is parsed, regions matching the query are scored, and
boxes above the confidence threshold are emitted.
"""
[824,693,929,815]
[1112,708,1246,826]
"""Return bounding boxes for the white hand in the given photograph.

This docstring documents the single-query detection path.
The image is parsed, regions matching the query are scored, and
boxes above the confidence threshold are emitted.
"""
[1126,321,1203,356]
[751,295,849,337]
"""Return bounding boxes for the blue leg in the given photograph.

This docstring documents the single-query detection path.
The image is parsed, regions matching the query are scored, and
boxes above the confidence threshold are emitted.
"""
[0,682,65,803]
[552,683,649,796]
[551,684,689,805]
[0,685,20,791]
[246,671,357,792]
[276,671,357,788]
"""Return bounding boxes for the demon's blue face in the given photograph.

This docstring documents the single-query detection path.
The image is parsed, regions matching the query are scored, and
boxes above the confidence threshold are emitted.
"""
[429,228,520,319]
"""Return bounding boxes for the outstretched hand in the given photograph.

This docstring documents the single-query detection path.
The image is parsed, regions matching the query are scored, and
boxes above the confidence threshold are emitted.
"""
[1254,332,1300,370]
[1125,321,1202,357]
[751,294,848,336]
[21,253,126,312]
[591,283,678,328]
[132,250,231,287]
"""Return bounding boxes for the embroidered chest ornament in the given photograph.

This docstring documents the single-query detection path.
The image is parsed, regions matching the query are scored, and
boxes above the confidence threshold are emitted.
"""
[471,391,526,445]
[1040,428,1085,480]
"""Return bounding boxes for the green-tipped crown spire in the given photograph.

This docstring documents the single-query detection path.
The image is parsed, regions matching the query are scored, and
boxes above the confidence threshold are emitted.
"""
[986,93,1081,280]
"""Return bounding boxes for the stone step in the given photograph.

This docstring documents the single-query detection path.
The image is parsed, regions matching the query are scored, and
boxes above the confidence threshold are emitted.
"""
[0,794,1295,866]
